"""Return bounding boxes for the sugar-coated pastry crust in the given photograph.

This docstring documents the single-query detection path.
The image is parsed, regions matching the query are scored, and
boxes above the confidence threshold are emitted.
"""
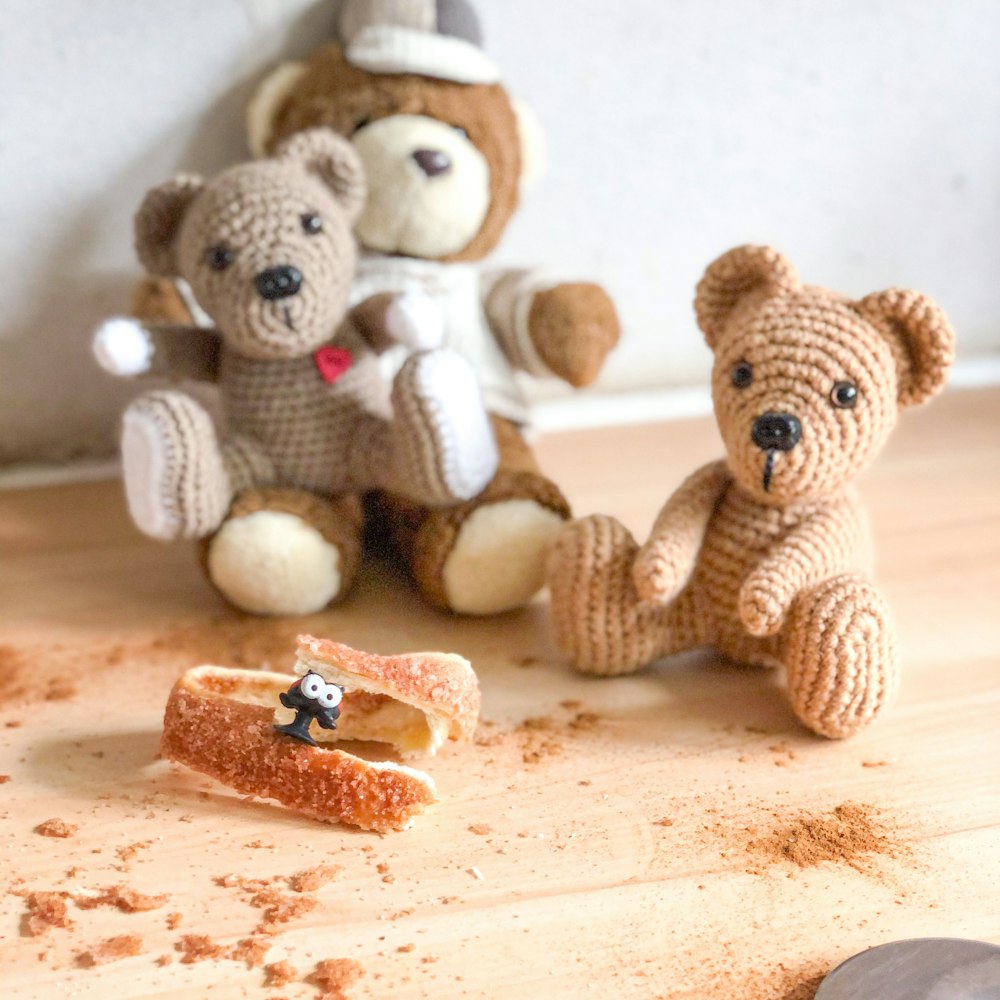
[161,666,436,832]
[294,634,480,752]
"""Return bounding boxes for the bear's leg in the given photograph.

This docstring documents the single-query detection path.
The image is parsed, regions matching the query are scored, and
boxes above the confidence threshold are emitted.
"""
[375,418,571,615]
[780,573,898,739]
[381,350,498,506]
[204,490,364,616]
[547,514,704,675]
[120,390,236,541]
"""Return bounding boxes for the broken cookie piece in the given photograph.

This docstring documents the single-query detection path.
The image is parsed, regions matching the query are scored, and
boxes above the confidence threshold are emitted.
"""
[285,634,480,755]
[160,636,479,832]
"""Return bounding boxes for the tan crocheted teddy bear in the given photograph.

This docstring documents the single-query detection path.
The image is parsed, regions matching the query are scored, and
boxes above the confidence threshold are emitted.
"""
[547,245,955,739]
[94,128,496,615]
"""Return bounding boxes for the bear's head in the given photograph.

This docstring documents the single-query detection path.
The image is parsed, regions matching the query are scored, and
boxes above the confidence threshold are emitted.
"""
[134,129,366,360]
[246,0,542,263]
[695,245,955,505]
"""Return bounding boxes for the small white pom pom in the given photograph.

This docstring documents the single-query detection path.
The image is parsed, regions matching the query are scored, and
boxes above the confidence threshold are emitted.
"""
[93,318,153,376]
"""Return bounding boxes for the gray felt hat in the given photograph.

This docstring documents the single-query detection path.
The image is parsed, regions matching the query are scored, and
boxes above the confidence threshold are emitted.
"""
[337,0,500,84]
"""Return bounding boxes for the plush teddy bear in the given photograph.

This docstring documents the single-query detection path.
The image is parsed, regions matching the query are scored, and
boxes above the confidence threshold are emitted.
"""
[232,0,621,615]
[546,245,955,739]
[94,128,497,616]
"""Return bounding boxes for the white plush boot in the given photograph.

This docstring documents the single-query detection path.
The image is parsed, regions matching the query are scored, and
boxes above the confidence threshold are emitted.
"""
[389,349,499,506]
[120,390,231,541]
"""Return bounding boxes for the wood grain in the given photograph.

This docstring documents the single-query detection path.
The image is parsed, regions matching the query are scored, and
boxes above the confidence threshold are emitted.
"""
[0,387,998,999]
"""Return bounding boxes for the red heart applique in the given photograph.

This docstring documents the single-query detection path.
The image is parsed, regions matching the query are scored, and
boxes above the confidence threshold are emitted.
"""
[313,346,353,384]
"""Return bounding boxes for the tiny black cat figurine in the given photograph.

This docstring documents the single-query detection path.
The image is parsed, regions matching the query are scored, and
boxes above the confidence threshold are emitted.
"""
[274,671,344,747]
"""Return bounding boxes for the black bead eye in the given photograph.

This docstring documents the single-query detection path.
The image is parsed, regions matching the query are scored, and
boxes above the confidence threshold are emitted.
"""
[206,245,234,271]
[831,381,858,408]
[731,361,753,389]
[301,213,323,235]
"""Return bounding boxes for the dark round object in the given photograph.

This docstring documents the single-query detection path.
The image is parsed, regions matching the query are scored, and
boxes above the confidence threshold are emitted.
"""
[751,411,802,452]
[412,149,453,177]
[206,245,234,271]
[301,213,323,235]
[831,381,859,408]
[255,265,303,300]
[731,361,753,389]
[816,938,1000,999]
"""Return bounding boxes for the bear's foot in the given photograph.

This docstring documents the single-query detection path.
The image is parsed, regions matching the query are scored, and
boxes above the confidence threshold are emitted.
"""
[547,514,663,675]
[393,470,570,615]
[205,490,363,616]
[391,350,498,506]
[442,497,566,615]
[121,390,230,541]
[782,573,897,739]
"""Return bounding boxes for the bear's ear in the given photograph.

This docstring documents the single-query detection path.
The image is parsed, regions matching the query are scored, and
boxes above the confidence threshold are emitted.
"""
[275,127,367,224]
[694,245,800,348]
[510,95,547,193]
[133,175,204,278]
[246,60,308,158]
[855,289,955,408]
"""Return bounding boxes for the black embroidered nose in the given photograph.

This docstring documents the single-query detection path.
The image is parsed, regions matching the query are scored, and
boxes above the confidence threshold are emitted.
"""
[255,266,302,300]
[752,412,802,452]
[412,149,452,177]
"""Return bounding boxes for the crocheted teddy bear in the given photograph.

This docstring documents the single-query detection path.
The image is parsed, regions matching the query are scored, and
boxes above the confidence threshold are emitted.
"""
[94,128,497,616]
[224,0,620,616]
[547,245,955,739]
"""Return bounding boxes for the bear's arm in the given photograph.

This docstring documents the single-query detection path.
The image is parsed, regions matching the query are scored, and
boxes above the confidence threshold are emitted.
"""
[349,292,444,355]
[481,270,620,387]
[738,500,870,637]
[632,460,731,604]
[93,318,222,382]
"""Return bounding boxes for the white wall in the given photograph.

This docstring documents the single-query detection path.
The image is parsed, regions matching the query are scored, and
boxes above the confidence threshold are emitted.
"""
[1,0,998,464]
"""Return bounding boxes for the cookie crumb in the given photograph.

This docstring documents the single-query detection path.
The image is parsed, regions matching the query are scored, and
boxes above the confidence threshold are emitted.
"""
[310,958,365,1000]
[78,934,143,967]
[265,960,297,988]
[468,824,492,836]
[288,863,340,893]
[75,884,169,913]
[569,711,601,731]
[35,818,78,839]
[230,935,270,969]
[175,934,228,964]
[24,891,73,936]
[254,889,317,934]
[115,840,154,867]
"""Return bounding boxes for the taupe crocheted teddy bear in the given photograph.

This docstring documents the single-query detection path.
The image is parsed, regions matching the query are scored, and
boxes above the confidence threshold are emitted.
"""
[547,245,955,739]
[94,128,496,615]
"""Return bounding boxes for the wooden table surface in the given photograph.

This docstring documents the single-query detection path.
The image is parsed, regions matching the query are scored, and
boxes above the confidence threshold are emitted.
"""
[1,387,998,999]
